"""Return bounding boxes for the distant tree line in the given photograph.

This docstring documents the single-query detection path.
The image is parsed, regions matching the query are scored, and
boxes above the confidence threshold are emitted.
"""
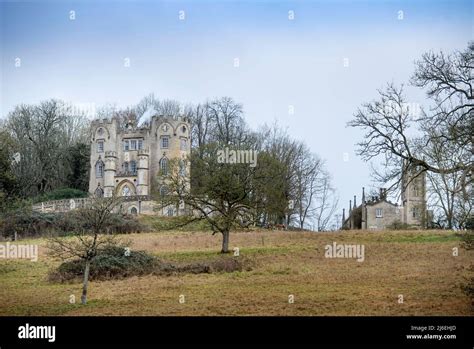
[0,95,337,238]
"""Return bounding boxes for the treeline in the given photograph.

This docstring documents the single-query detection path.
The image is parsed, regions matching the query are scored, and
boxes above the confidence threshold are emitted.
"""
[0,100,90,210]
[0,95,337,231]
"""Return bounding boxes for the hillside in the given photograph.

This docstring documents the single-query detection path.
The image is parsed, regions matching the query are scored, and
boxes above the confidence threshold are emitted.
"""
[0,229,472,316]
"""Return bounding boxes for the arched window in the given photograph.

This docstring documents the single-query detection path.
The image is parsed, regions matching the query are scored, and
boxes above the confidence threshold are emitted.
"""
[160,185,168,197]
[159,158,168,175]
[179,160,186,176]
[182,125,187,133]
[130,160,137,174]
[94,185,104,198]
[95,160,104,178]
[130,207,138,215]
[122,185,131,197]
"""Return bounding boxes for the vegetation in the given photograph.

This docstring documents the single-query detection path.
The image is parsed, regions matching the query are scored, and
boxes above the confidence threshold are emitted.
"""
[0,206,146,240]
[49,245,252,282]
[0,229,471,316]
[348,42,473,229]
[32,188,88,203]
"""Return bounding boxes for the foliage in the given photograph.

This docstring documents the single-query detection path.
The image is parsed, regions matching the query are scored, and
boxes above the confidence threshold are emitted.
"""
[32,188,88,203]
[49,245,157,282]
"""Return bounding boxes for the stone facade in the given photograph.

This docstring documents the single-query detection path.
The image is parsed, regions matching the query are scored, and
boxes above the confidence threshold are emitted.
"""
[88,114,191,215]
[343,166,427,230]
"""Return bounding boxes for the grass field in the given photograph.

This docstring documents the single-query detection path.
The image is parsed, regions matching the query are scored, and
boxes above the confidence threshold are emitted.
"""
[0,229,472,316]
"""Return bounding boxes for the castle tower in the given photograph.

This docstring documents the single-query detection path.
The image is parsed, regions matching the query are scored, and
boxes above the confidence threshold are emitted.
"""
[137,150,149,196]
[104,151,117,197]
[401,162,426,228]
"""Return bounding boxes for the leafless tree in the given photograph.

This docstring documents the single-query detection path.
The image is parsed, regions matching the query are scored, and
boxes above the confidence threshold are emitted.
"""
[47,194,124,304]
[348,44,473,219]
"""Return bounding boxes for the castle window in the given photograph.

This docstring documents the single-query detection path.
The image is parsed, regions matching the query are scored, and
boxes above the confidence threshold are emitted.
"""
[412,207,419,218]
[412,181,420,196]
[123,162,129,172]
[122,185,131,197]
[182,126,187,133]
[179,160,186,176]
[130,140,137,150]
[161,136,169,149]
[138,140,143,150]
[160,158,169,175]
[160,185,168,197]
[97,141,104,153]
[130,207,138,215]
[97,128,104,136]
[162,124,169,132]
[95,160,104,178]
[94,185,104,198]
[167,207,174,217]
[123,140,130,151]
[130,160,137,174]
[180,138,187,151]
[375,208,383,218]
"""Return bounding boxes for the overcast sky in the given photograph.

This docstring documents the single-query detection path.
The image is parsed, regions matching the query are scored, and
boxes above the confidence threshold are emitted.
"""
[1,0,472,226]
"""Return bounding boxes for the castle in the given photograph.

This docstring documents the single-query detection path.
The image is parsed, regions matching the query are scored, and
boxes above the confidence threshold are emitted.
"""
[89,113,191,215]
[342,165,428,230]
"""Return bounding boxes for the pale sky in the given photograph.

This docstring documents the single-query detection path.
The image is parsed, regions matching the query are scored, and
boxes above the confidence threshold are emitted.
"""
[1,0,472,225]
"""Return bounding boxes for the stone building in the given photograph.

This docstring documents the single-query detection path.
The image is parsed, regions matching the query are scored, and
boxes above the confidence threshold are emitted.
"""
[88,113,191,215]
[342,165,427,230]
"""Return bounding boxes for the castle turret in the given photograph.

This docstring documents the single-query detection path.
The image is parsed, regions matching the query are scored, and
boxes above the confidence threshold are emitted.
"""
[402,161,427,228]
[104,151,117,197]
[137,150,149,196]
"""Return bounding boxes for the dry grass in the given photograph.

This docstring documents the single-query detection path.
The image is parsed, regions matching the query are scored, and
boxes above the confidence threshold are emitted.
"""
[0,229,472,316]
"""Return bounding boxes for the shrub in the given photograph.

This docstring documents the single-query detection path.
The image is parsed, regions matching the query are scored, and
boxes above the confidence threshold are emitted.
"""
[0,208,59,239]
[32,188,88,203]
[386,220,412,230]
[141,215,212,232]
[0,208,146,240]
[49,245,157,282]
[49,247,254,282]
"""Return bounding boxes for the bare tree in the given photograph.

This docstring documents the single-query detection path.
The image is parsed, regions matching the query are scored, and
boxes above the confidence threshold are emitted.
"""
[47,194,123,304]
[348,43,473,216]
[313,174,339,232]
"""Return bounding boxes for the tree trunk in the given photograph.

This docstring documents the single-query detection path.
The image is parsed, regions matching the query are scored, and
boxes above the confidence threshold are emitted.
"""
[221,230,230,253]
[81,259,91,305]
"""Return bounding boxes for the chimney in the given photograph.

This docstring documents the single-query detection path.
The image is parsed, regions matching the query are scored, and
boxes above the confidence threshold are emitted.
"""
[380,188,387,200]
[362,187,365,204]
[349,200,352,213]
[353,195,357,208]
[342,208,346,224]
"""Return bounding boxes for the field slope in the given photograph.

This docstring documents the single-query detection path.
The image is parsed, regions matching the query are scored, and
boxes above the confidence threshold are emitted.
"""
[0,229,472,316]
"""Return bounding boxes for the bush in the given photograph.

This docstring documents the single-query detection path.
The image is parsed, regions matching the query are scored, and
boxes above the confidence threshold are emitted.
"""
[0,208,60,239]
[49,246,157,282]
[386,220,415,230]
[49,247,254,282]
[141,215,212,232]
[32,188,88,204]
[0,208,146,240]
